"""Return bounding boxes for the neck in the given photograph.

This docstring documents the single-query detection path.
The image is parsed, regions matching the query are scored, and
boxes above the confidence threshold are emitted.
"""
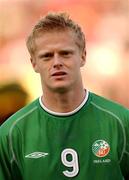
[41,87,86,113]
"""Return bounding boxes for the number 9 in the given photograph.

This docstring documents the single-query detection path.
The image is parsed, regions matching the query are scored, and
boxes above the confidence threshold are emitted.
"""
[61,148,79,177]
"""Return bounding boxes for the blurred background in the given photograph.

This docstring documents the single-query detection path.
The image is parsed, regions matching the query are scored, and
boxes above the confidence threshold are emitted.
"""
[0,0,129,117]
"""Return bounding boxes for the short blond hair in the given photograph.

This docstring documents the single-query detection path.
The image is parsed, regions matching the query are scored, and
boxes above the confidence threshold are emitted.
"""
[26,12,86,56]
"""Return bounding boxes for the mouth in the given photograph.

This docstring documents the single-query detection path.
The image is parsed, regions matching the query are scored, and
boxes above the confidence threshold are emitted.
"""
[51,71,67,77]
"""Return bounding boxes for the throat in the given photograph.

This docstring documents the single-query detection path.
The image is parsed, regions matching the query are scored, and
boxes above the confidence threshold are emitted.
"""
[41,89,87,113]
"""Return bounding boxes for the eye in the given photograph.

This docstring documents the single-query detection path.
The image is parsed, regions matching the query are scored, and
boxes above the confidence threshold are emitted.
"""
[39,52,53,60]
[60,50,73,57]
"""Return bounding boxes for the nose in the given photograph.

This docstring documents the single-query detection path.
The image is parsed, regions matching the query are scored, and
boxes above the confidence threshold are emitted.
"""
[53,54,63,68]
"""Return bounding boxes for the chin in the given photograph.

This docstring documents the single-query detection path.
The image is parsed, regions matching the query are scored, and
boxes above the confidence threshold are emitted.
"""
[51,85,71,93]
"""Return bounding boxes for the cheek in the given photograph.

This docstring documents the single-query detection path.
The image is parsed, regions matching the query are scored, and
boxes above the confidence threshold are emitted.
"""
[39,67,48,79]
[34,62,45,74]
[71,60,81,71]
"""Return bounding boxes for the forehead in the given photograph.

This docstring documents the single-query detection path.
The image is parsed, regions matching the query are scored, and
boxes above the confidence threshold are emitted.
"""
[34,30,79,51]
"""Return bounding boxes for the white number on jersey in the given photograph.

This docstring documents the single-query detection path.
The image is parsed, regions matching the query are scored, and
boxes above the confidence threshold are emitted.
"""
[61,148,79,177]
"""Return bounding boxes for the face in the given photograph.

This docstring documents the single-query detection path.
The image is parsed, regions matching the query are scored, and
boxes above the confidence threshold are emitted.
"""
[31,30,86,93]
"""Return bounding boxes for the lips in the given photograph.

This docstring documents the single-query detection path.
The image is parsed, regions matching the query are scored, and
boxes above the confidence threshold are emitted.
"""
[52,71,67,76]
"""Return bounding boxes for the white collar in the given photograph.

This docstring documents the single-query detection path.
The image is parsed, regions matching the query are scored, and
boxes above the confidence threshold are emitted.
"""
[39,90,89,116]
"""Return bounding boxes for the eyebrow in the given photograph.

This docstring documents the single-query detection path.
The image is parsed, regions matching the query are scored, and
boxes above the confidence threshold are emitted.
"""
[37,48,75,58]
[38,52,54,58]
[59,49,74,54]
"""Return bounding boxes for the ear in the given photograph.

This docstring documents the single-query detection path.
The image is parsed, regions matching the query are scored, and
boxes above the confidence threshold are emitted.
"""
[80,49,86,67]
[30,57,39,73]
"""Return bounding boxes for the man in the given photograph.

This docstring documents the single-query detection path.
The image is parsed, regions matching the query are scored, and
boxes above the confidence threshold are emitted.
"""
[0,12,129,180]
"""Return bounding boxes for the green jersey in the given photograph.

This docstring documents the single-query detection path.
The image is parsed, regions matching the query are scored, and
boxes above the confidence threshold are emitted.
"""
[0,91,129,180]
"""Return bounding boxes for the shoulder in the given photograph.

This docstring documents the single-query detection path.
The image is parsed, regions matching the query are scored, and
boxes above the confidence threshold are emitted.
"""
[89,92,129,123]
[0,98,39,136]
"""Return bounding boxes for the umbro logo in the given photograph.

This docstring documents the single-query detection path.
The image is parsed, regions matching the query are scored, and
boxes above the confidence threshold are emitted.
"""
[25,152,49,159]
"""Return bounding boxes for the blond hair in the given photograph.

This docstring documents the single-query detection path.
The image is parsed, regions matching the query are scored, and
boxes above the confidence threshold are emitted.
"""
[26,12,86,56]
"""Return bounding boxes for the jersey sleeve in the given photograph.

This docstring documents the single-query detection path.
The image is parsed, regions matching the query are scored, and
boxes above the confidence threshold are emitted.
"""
[120,108,129,179]
[0,122,23,180]
[0,126,12,180]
